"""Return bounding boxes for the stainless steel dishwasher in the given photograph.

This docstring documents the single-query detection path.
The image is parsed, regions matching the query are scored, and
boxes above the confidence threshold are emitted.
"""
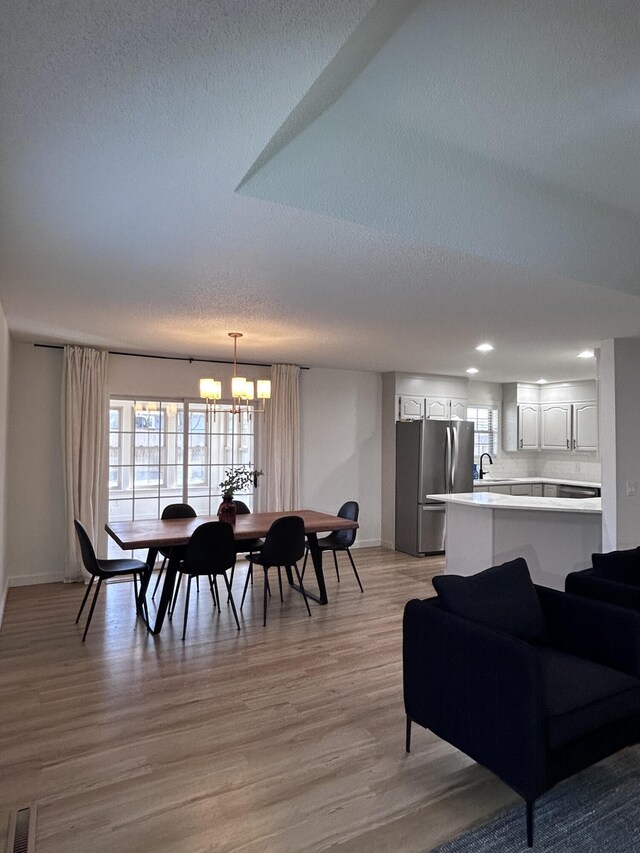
[557,485,600,498]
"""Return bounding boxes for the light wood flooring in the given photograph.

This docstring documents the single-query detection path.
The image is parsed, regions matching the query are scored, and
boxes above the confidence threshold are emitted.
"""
[0,548,516,853]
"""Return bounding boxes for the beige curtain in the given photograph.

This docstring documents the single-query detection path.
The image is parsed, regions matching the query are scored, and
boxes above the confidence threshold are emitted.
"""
[62,345,109,581]
[260,364,300,511]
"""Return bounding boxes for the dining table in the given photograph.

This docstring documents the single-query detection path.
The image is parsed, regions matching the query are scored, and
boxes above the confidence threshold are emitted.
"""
[105,509,359,634]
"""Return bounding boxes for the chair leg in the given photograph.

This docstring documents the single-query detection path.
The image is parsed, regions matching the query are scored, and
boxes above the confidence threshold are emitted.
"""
[182,576,192,641]
[213,577,221,612]
[228,565,235,603]
[333,550,341,582]
[346,549,364,593]
[300,547,309,581]
[82,577,103,641]
[263,568,269,627]
[526,800,534,847]
[196,575,200,593]
[208,574,217,608]
[241,565,252,609]
[138,572,149,623]
[76,575,95,623]
[169,573,183,619]
[277,566,284,602]
[223,574,241,631]
[151,557,166,599]
[293,563,311,618]
[405,716,412,753]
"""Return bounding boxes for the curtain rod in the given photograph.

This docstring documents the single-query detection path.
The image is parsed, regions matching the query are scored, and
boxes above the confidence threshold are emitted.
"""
[34,343,308,369]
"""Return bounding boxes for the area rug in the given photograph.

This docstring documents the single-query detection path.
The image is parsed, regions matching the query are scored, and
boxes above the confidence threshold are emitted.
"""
[430,747,640,852]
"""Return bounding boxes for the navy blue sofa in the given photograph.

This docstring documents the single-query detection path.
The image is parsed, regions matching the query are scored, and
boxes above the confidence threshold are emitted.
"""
[403,558,640,847]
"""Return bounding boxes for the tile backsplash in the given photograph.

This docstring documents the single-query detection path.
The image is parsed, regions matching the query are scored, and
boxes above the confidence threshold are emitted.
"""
[483,451,601,484]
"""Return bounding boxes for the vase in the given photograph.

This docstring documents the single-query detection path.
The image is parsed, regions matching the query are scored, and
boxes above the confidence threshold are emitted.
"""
[217,499,237,525]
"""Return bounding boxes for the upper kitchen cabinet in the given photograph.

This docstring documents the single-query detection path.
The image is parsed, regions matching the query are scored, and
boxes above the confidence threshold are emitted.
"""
[502,383,540,451]
[502,380,598,454]
[518,403,540,450]
[399,394,467,420]
[572,401,598,452]
[398,395,425,420]
[540,403,572,450]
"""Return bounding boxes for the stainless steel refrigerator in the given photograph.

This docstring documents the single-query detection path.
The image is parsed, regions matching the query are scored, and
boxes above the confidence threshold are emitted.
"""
[395,419,474,556]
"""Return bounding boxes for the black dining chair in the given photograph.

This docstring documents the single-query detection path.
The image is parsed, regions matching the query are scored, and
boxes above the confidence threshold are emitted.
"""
[301,501,363,592]
[74,519,149,641]
[151,503,197,599]
[241,515,310,626]
[170,521,240,641]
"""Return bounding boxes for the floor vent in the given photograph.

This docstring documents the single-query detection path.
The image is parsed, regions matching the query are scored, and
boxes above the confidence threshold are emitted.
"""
[6,804,36,853]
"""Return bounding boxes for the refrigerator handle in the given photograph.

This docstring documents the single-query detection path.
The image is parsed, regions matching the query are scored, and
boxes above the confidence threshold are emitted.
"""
[451,424,457,492]
[445,426,452,494]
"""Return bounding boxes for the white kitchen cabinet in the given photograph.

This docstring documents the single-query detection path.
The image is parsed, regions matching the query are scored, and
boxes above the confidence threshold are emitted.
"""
[510,483,532,496]
[450,398,467,420]
[543,484,558,497]
[398,396,424,420]
[572,402,598,452]
[531,484,543,496]
[425,397,467,420]
[488,485,511,494]
[540,404,572,451]
[518,404,540,450]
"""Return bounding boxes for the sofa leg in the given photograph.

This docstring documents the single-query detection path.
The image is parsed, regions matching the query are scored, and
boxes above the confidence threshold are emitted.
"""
[405,716,412,753]
[526,800,534,847]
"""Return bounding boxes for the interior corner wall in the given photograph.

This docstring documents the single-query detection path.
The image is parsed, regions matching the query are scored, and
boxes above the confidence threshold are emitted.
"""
[600,338,640,551]
[0,300,10,620]
[299,368,381,548]
[6,342,65,585]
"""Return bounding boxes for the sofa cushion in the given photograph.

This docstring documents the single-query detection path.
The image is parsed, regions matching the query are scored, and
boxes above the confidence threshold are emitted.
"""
[541,647,640,748]
[592,547,640,583]
[432,557,545,643]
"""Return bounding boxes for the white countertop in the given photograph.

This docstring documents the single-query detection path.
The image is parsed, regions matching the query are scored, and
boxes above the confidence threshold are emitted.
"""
[427,491,602,513]
[473,477,601,488]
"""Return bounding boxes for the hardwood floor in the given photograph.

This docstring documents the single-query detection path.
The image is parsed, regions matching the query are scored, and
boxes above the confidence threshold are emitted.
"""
[0,548,515,852]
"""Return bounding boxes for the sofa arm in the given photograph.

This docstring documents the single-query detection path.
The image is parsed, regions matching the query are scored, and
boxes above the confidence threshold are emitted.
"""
[403,598,546,800]
[537,585,640,677]
[566,570,640,611]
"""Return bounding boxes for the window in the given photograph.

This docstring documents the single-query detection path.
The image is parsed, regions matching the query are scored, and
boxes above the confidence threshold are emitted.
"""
[107,398,258,557]
[466,405,499,459]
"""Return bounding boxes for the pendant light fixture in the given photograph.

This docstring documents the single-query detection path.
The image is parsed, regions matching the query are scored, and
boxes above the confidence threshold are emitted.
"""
[199,332,271,417]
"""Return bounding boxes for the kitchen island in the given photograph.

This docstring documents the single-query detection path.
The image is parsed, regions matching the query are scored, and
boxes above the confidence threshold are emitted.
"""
[427,491,602,590]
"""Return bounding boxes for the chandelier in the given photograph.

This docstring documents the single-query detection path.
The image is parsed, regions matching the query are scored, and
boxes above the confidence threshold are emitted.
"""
[199,332,271,417]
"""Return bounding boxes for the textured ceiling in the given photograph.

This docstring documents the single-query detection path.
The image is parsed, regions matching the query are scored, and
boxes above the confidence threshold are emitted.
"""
[1,0,640,382]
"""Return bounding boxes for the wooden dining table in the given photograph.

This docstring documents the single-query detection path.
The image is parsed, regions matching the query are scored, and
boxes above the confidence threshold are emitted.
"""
[105,509,359,634]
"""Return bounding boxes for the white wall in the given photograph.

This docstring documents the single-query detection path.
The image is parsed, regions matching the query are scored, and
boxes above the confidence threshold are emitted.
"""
[6,343,65,584]
[0,299,10,620]
[5,346,382,584]
[599,338,640,551]
[300,368,381,548]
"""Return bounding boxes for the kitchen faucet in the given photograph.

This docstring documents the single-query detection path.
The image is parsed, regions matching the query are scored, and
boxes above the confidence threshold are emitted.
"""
[479,452,493,479]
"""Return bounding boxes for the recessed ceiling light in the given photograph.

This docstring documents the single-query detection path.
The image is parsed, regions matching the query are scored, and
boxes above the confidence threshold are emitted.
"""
[475,343,494,352]
[536,378,547,384]
[466,367,479,374]
[577,350,595,359]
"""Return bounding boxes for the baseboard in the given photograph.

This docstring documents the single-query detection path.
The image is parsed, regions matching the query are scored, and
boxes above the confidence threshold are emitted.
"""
[0,578,7,629]
[351,538,381,549]
[9,571,66,587]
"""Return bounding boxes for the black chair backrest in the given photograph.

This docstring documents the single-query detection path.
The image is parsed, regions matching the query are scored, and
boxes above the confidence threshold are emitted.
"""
[260,515,306,566]
[182,521,237,577]
[161,503,197,520]
[159,504,196,558]
[74,519,101,578]
[332,501,359,548]
[234,500,251,515]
